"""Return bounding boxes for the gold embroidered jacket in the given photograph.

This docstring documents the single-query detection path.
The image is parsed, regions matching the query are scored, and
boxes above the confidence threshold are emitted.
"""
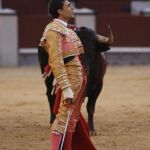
[40,20,84,90]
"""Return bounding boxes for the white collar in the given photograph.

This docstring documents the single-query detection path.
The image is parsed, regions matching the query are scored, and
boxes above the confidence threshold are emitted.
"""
[54,19,68,27]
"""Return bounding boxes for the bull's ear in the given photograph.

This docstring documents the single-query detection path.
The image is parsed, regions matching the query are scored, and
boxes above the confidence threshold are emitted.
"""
[107,24,114,44]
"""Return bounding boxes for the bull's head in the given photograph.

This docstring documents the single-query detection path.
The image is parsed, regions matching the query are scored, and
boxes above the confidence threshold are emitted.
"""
[96,24,114,44]
[75,25,113,53]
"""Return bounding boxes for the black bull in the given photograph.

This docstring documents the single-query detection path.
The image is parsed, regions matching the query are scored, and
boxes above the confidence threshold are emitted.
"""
[38,27,110,134]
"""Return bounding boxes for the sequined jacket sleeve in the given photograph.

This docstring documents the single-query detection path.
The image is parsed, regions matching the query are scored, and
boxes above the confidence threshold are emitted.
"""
[46,30,71,90]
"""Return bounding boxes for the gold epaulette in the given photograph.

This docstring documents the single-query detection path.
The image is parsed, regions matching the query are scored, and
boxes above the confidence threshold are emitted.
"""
[40,21,68,44]
[46,21,68,35]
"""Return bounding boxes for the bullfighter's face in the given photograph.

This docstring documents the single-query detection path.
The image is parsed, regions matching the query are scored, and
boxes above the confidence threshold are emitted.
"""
[58,0,74,21]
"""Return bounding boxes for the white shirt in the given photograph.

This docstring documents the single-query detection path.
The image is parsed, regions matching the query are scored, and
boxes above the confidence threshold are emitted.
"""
[54,18,68,27]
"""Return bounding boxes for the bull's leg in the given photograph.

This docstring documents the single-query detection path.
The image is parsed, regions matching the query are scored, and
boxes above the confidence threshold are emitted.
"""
[87,81,103,136]
[46,91,56,124]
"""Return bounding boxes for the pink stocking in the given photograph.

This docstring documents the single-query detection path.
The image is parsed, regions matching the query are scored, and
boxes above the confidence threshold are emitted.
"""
[50,132,62,150]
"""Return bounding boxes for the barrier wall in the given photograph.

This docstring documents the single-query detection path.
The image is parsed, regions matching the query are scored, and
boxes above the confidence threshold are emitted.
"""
[2,0,150,48]
[17,14,150,48]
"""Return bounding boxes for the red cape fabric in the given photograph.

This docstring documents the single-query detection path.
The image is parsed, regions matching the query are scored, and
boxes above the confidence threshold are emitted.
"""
[53,91,96,150]
[53,73,96,149]
[53,88,62,114]
[72,113,96,150]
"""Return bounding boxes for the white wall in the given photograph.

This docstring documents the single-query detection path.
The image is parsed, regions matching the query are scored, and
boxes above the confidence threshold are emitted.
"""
[0,10,18,67]
[131,1,150,15]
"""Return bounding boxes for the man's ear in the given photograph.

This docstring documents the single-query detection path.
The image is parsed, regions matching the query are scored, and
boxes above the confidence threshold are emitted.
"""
[58,9,63,15]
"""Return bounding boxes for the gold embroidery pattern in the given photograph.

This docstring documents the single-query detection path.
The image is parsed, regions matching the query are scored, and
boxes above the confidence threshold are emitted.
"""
[39,20,85,134]
[40,20,68,43]
[46,31,71,90]
[51,58,84,133]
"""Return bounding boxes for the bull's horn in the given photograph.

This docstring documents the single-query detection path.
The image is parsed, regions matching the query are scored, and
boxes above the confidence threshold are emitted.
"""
[96,35,109,44]
[96,24,114,44]
[107,24,114,44]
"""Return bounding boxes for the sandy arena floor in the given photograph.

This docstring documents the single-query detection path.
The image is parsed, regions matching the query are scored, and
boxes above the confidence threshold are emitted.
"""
[0,65,150,150]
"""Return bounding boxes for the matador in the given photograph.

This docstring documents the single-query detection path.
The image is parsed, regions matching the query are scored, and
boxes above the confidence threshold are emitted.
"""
[39,0,96,149]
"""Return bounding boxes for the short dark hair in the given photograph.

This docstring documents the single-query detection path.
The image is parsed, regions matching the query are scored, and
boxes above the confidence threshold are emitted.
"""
[48,0,65,18]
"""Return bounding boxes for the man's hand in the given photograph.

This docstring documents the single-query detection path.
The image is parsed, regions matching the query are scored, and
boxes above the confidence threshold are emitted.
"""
[62,87,74,105]
[65,98,73,105]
